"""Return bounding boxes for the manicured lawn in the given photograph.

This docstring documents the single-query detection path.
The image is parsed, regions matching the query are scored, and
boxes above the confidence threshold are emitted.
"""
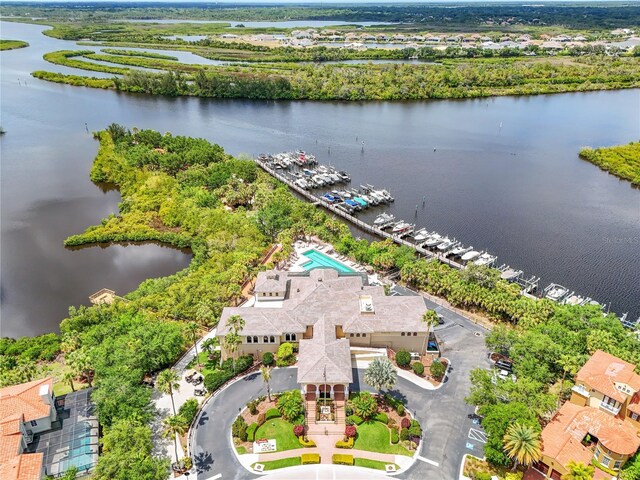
[254,418,300,452]
[353,421,413,456]
[251,457,301,471]
[355,458,399,471]
[236,445,247,455]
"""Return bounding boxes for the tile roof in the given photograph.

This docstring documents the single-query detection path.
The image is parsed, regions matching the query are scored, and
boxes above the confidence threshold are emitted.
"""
[219,269,427,337]
[0,377,53,423]
[541,401,640,466]
[297,316,353,385]
[576,350,640,403]
[0,378,47,480]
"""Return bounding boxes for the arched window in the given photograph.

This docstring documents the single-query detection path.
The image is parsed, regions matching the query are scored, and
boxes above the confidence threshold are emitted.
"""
[247,336,252,343]
[270,336,275,343]
[253,336,258,343]
[285,333,290,341]
[263,336,269,343]
[401,332,405,336]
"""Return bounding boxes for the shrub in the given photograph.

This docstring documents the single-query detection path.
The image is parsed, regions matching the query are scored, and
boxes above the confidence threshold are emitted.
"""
[277,390,303,421]
[247,422,258,442]
[505,474,523,480]
[345,426,357,438]
[301,454,320,465]
[299,436,316,447]
[347,415,364,425]
[257,413,265,426]
[396,404,405,416]
[391,427,399,444]
[232,416,248,441]
[409,420,422,438]
[335,437,354,449]
[400,427,410,441]
[247,400,259,415]
[235,355,254,373]
[388,417,397,427]
[412,362,425,375]
[345,404,354,416]
[430,359,446,378]
[401,417,411,429]
[203,370,229,392]
[374,412,388,424]
[293,424,305,437]
[332,454,354,465]
[474,473,492,480]
[276,342,295,367]
[265,408,281,420]
[178,399,199,426]
[262,351,274,366]
[345,418,355,426]
[395,350,411,367]
[350,392,377,419]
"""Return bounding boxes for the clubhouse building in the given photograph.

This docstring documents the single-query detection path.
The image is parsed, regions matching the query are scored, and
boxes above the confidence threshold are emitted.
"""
[217,268,430,400]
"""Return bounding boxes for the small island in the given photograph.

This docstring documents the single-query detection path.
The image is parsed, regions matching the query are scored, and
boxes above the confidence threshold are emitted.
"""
[579,141,640,187]
[0,39,29,51]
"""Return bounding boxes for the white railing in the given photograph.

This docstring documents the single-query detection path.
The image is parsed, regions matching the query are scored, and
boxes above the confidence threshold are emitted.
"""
[599,402,620,415]
[571,384,590,398]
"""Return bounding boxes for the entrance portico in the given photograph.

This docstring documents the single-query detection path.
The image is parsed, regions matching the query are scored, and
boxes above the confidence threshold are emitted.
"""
[302,383,349,402]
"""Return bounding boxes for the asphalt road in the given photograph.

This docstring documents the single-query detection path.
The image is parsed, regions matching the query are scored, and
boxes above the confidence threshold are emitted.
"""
[191,286,491,480]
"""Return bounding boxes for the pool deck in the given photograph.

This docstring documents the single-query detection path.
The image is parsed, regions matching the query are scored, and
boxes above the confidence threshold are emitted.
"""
[289,241,368,275]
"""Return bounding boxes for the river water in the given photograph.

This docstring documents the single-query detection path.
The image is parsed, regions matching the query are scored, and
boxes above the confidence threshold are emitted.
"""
[1,21,639,337]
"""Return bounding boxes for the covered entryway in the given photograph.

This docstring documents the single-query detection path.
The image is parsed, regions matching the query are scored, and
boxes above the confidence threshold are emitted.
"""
[319,384,331,400]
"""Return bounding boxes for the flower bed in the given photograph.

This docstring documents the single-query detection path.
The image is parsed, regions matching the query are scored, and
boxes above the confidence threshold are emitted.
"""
[463,455,516,480]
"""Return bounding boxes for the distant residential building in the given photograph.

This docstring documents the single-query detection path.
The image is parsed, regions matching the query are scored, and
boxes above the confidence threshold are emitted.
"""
[531,351,640,479]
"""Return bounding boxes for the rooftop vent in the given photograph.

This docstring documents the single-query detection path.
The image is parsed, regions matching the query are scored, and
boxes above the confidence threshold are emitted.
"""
[359,295,374,314]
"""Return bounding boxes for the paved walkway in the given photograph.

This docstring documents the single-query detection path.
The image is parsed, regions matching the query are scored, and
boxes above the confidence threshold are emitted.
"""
[256,446,399,466]
[151,327,218,466]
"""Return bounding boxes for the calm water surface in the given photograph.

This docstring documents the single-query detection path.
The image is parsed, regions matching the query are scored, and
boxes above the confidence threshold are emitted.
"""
[1,22,639,337]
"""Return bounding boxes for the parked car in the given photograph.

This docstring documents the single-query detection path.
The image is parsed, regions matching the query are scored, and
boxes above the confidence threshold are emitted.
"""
[495,359,513,372]
[194,388,206,396]
[437,314,445,325]
[192,375,204,386]
[184,369,198,383]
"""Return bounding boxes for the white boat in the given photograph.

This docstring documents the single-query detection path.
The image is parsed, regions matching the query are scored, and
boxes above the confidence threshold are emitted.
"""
[437,237,455,251]
[380,189,395,202]
[499,268,523,281]
[563,294,588,306]
[543,284,570,302]
[412,228,430,242]
[374,213,395,225]
[450,245,470,257]
[474,253,496,266]
[361,194,378,206]
[461,250,481,262]
[423,233,444,248]
[392,221,412,234]
[369,191,386,203]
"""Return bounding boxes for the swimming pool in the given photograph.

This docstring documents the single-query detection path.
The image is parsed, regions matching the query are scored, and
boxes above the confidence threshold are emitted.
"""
[301,249,355,273]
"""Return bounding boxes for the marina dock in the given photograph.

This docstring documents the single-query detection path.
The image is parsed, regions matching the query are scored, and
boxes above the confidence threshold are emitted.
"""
[255,153,637,330]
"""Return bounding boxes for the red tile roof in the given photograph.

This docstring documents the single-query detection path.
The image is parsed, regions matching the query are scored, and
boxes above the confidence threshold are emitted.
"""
[0,377,53,423]
[0,379,51,480]
[576,350,640,402]
[629,392,640,415]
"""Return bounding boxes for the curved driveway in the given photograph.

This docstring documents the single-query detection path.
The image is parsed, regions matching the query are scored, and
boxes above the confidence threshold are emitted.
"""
[191,287,491,480]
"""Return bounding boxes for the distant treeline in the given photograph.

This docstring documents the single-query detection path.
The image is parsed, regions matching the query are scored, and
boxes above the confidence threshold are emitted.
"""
[2,3,640,30]
[579,142,640,187]
[34,54,640,101]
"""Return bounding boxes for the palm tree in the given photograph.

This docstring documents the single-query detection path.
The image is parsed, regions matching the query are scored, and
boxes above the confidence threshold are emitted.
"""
[422,310,440,342]
[15,360,37,383]
[364,357,397,395]
[227,314,245,335]
[163,414,186,462]
[503,422,542,471]
[157,369,181,416]
[62,371,76,392]
[561,461,594,480]
[202,338,218,360]
[261,365,272,402]
[556,354,583,410]
[223,331,242,374]
[66,348,93,387]
[187,322,201,367]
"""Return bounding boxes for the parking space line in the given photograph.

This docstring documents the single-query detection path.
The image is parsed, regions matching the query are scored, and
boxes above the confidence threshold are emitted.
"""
[211,474,222,480]
[417,456,440,467]
[468,428,488,443]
